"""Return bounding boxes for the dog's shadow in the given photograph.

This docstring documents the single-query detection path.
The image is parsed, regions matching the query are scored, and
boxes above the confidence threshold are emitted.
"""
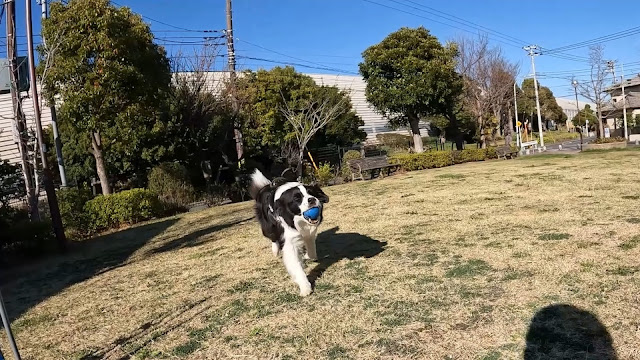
[308,226,386,285]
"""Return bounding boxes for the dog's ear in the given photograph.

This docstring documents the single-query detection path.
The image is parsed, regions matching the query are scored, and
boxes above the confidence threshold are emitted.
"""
[306,184,329,203]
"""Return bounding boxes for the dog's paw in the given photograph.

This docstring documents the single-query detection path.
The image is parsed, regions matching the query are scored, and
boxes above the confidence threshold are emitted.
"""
[299,283,313,297]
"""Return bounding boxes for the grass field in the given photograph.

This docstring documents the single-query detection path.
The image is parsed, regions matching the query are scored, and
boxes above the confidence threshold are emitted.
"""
[3,149,640,359]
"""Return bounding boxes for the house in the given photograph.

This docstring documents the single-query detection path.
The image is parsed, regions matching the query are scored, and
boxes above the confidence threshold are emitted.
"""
[602,75,640,133]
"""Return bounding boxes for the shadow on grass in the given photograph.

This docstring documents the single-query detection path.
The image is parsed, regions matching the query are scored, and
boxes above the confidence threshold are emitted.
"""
[308,226,387,285]
[1,217,179,322]
[146,216,254,255]
[524,303,617,360]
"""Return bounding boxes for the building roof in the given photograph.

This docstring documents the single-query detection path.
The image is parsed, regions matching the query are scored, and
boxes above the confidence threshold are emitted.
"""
[602,93,640,114]
[605,75,640,92]
[554,97,594,110]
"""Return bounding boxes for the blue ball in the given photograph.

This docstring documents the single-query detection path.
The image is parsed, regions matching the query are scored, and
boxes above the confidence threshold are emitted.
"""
[303,207,320,220]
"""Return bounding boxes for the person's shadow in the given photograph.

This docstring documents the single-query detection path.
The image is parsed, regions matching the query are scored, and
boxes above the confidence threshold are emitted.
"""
[307,227,386,285]
[524,303,617,360]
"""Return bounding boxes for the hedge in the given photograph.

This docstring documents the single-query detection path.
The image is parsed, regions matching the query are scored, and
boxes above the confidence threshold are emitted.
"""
[391,147,500,171]
[84,188,165,234]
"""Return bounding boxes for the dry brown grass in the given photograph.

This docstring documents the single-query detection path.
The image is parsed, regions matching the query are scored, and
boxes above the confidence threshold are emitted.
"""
[3,149,640,359]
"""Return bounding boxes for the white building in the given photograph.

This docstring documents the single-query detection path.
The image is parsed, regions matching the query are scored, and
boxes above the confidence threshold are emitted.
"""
[554,97,595,130]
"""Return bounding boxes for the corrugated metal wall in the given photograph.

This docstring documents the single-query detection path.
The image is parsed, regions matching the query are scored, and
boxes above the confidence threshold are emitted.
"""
[306,74,428,143]
[0,87,52,165]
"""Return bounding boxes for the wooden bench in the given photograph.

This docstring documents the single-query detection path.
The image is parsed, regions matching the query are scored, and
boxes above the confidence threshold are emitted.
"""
[347,156,399,181]
[495,145,518,159]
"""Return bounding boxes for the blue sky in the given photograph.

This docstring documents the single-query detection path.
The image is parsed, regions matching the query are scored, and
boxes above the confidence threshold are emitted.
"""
[5,0,640,102]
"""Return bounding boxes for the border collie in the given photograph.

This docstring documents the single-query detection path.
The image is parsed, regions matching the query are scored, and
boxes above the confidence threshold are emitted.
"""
[249,170,329,296]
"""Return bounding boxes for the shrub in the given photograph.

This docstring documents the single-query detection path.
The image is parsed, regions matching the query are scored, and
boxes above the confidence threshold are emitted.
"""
[391,151,453,171]
[0,207,54,264]
[593,136,626,144]
[148,163,197,208]
[340,150,362,180]
[391,147,500,171]
[84,189,164,234]
[315,163,334,186]
[56,187,93,232]
[376,133,411,149]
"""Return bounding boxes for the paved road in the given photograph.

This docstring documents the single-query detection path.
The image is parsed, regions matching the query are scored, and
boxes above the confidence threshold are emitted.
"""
[545,136,595,152]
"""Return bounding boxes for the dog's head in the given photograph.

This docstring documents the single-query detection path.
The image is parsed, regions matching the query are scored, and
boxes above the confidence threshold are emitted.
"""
[274,183,329,226]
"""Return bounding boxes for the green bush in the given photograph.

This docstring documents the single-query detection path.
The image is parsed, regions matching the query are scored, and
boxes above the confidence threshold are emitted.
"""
[593,136,626,144]
[391,151,453,171]
[315,163,334,186]
[56,187,93,232]
[340,150,362,180]
[0,207,54,264]
[376,133,411,149]
[148,162,198,208]
[391,147,500,171]
[84,188,164,234]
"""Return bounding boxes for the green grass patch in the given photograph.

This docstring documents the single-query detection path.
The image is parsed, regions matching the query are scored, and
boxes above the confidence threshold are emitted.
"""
[436,173,466,179]
[538,233,570,241]
[619,235,640,250]
[446,259,492,278]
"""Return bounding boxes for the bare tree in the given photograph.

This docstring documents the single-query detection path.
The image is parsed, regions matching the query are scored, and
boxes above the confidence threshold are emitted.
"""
[281,94,346,180]
[577,45,611,138]
[456,35,518,147]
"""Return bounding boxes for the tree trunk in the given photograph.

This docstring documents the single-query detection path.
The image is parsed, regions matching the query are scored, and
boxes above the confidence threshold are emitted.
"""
[505,107,513,146]
[296,148,304,181]
[446,110,464,150]
[90,131,112,195]
[409,116,424,153]
[596,105,604,138]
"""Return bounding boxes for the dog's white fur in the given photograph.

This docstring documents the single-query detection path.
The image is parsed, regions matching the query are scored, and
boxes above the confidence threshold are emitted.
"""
[251,170,321,296]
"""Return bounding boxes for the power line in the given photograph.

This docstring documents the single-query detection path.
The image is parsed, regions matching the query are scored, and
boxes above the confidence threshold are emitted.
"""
[235,38,358,74]
[237,55,358,74]
[110,0,220,33]
[545,25,640,54]
[360,0,523,49]
[387,0,529,46]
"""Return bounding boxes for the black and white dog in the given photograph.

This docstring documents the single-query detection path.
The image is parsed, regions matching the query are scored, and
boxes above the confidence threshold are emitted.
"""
[249,170,329,296]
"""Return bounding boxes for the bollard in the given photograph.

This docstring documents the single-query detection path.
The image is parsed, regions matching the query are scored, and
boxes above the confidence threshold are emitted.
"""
[559,144,562,150]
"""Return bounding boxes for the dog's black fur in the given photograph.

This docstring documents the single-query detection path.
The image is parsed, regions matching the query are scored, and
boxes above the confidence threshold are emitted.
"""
[250,175,328,252]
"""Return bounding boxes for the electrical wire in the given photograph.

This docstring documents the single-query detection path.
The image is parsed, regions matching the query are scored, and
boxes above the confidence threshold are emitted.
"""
[545,25,640,54]
[387,0,529,47]
[236,55,358,74]
[360,0,523,49]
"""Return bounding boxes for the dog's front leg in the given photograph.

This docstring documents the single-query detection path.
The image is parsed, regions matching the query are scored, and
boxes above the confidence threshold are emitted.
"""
[282,235,312,296]
[303,231,318,261]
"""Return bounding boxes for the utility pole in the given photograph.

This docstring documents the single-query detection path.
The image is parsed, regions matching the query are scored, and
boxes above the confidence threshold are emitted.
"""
[621,63,628,141]
[607,60,628,140]
[39,0,67,187]
[25,0,67,250]
[513,82,521,148]
[572,80,583,150]
[6,0,39,221]
[524,45,544,148]
[225,0,243,163]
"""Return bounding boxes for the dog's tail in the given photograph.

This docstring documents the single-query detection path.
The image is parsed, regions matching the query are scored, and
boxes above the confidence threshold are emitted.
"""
[249,169,271,199]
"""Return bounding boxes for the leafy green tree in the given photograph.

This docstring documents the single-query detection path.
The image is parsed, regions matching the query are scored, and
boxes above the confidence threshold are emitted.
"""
[236,67,365,161]
[519,79,566,131]
[572,104,598,131]
[39,0,171,194]
[359,27,464,152]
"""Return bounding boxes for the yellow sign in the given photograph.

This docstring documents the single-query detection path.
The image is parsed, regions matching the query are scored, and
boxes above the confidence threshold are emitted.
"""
[516,121,522,127]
